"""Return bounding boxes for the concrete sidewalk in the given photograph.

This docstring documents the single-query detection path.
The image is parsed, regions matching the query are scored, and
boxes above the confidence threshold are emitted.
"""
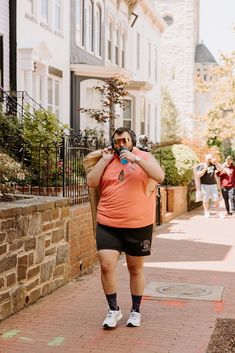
[1,205,235,353]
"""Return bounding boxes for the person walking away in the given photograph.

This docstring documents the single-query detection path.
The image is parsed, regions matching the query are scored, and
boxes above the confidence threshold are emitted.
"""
[87,127,164,329]
[217,156,235,215]
[197,154,222,217]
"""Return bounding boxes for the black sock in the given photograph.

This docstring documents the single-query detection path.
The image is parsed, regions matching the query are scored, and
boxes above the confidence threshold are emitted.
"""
[131,295,142,313]
[106,293,118,310]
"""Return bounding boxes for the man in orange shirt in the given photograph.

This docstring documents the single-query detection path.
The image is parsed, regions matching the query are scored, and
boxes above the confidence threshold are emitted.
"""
[87,127,164,329]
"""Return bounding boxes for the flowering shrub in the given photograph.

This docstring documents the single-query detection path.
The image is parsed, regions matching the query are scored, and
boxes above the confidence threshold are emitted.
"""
[152,144,199,186]
[0,151,28,195]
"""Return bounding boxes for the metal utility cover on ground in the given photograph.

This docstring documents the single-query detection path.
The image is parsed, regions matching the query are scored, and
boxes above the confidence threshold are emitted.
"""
[144,282,224,301]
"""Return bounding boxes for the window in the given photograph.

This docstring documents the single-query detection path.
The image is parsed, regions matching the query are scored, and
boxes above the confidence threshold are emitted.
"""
[108,19,112,61]
[140,97,146,135]
[41,0,49,24]
[115,27,119,65]
[48,77,61,118]
[26,0,34,14]
[154,48,158,82]
[76,0,85,46]
[123,100,132,129]
[95,4,102,56]
[137,32,140,70]
[148,43,151,78]
[121,32,125,68]
[87,0,94,52]
[147,103,151,137]
[55,0,62,31]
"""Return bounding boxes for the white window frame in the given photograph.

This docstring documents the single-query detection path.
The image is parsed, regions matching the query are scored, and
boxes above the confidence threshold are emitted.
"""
[47,76,61,119]
[140,96,146,135]
[95,3,102,57]
[137,32,140,71]
[54,0,63,32]
[121,30,125,68]
[76,0,85,47]
[26,0,34,15]
[41,0,50,25]
[154,48,158,82]
[87,0,94,53]
[107,18,113,62]
[114,25,119,66]
[123,99,132,129]
[148,42,151,78]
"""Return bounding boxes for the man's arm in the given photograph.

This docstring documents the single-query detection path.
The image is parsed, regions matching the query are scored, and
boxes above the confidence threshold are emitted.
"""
[87,149,113,187]
[197,164,207,178]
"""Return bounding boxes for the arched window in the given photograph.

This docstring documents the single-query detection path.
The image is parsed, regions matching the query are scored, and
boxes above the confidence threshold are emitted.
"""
[76,0,85,46]
[55,0,62,31]
[87,0,94,52]
[121,31,125,68]
[114,25,120,65]
[41,0,49,24]
[107,18,113,61]
[95,4,102,57]
[140,97,146,135]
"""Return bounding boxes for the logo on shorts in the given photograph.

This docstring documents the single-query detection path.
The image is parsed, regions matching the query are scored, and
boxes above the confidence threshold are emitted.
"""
[141,240,151,253]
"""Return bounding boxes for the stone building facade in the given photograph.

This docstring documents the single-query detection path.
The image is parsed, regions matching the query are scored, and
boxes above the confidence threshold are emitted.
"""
[155,0,200,137]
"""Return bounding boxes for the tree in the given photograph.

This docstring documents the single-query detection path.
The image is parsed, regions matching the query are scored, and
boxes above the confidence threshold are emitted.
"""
[161,87,181,142]
[195,53,235,155]
[80,76,129,140]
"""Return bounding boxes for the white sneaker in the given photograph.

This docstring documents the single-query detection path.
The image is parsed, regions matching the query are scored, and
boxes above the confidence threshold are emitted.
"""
[126,310,141,327]
[204,211,210,218]
[103,309,123,329]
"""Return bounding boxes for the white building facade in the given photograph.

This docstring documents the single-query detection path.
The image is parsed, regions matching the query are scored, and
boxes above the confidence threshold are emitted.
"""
[16,0,70,125]
[71,0,165,142]
[0,0,10,90]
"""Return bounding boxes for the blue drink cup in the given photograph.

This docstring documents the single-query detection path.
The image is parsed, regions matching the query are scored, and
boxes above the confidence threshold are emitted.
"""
[119,147,128,164]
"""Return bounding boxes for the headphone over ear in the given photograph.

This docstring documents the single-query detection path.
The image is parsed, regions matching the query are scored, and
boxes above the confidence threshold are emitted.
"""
[111,127,137,149]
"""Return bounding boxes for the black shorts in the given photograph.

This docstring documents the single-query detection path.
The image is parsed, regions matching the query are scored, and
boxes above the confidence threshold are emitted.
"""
[96,223,153,256]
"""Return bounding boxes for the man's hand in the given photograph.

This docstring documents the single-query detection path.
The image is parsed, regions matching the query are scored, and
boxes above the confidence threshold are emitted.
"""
[102,147,114,162]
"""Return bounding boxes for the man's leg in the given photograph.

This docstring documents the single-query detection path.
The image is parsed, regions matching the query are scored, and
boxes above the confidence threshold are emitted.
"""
[228,188,234,213]
[126,255,145,327]
[201,184,210,216]
[98,250,123,329]
[222,188,230,213]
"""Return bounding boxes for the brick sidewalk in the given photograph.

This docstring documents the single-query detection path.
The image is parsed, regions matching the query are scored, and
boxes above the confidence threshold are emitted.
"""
[1,205,235,353]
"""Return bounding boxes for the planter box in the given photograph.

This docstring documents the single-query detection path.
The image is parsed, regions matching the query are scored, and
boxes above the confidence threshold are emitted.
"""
[160,185,188,223]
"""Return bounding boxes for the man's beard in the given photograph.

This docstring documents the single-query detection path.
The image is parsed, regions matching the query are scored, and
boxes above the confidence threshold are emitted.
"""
[114,146,133,155]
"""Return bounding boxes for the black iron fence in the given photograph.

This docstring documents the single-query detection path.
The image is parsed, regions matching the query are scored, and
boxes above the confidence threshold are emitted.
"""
[13,132,106,205]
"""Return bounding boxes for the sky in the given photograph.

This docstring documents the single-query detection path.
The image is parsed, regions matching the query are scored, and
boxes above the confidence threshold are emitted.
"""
[200,0,235,61]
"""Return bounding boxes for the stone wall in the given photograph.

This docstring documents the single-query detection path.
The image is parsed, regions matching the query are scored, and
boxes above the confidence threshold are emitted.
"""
[0,196,97,321]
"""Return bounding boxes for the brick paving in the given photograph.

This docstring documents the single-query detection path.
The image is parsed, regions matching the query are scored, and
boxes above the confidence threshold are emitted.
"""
[0,204,235,353]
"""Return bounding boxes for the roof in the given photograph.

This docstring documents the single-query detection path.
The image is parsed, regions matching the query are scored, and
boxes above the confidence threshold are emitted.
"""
[195,43,217,64]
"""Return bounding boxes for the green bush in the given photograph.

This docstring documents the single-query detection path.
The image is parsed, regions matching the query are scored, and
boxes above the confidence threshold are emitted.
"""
[152,144,199,186]
[0,108,24,159]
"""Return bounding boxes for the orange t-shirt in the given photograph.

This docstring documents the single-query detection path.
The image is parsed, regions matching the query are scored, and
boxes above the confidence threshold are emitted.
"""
[97,148,156,228]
